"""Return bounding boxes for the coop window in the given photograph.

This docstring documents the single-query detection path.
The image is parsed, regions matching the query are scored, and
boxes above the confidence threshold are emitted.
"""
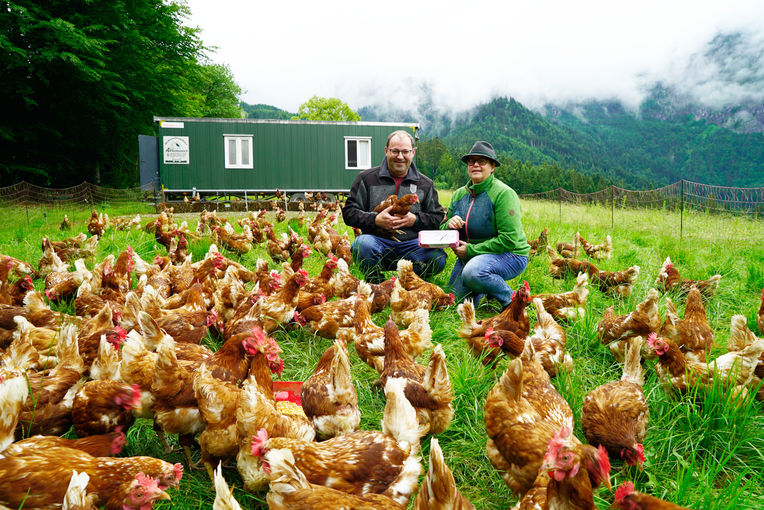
[344,137,371,170]
[224,135,254,169]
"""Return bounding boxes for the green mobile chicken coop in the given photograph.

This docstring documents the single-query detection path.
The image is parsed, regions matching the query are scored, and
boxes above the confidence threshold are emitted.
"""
[150,117,419,202]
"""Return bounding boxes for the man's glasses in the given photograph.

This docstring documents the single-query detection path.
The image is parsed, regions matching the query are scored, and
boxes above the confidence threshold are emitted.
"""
[388,148,414,156]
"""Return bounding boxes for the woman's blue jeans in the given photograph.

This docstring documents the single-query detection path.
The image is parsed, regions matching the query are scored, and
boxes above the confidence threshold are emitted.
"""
[351,234,447,283]
[448,252,528,307]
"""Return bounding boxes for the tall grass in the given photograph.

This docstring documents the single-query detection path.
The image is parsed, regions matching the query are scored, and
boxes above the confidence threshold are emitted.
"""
[0,198,762,509]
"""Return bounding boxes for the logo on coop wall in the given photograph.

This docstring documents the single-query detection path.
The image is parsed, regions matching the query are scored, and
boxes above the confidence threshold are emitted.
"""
[163,136,189,164]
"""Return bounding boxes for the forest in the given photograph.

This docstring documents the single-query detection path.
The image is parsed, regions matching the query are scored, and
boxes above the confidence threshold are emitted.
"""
[2,2,762,193]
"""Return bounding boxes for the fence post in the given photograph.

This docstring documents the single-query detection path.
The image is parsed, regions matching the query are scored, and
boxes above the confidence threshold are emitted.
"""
[610,186,614,230]
[558,188,562,223]
[680,179,684,240]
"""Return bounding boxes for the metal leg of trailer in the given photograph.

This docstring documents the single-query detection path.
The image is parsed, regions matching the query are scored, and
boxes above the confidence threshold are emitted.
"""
[245,191,248,212]
[216,192,219,212]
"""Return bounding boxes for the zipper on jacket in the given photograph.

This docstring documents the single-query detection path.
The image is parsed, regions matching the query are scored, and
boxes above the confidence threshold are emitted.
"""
[463,192,476,243]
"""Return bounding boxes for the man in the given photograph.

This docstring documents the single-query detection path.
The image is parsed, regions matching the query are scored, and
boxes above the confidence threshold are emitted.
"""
[342,130,447,283]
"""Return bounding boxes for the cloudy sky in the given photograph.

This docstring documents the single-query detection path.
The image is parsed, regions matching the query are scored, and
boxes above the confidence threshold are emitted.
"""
[184,0,764,113]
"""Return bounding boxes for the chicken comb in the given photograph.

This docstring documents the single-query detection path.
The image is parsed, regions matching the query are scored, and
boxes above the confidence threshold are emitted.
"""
[251,428,269,458]
[615,481,635,502]
[134,472,160,490]
[298,268,309,277]
[523,280,530,293]
[23,276,34,287]
[173,463,184,481]
[484,327,495,339]
[645,332,658,347]
[635,443,645,465]
[597,444,611,479]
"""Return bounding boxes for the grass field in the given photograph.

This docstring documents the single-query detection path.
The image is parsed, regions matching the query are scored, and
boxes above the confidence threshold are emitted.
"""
[0,197,762,509]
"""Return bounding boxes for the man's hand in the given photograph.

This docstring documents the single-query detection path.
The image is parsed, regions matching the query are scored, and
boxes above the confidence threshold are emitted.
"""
[447,215,464,230]
[452,240,468,259]
[375,207,415,230]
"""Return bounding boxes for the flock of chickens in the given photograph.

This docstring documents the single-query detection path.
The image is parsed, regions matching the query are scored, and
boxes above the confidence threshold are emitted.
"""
[0,205,762,509]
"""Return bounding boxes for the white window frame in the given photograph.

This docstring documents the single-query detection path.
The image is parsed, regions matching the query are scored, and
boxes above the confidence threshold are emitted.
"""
[344,136,372,170]
[224,134,254,169]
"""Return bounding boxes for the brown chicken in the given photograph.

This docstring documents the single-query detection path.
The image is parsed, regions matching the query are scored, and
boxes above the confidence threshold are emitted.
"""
[538,426,612,510]
[235,376,315,493]
[659,286,714,363]
[391,278,454,328]
[45,258,90,302]
[413,437,476,509]
[0,365,29,452]
[52,235,99,262]
[87,209,107,238]
[0,445,181,509]
[758,288,764,335]
[646,332,764,399]
[597,288,661,362]
[729,315,764,401]
[253,268,309,333]
[527,227,548,257]
[331,233,353,265]
[3,429,127,458]
[307,209,328,243]
[38,237,69,278]
[548,246,639,297]
[0,274,34,306]
[328,257,362,299]
[17,324,86,438]
[301,339,360,439]
[264,448,405,509]
[72,380,140,437]
[60,214,71,231]
[264,224,292,263]
[613,481,693,510]
[528,297,573,377]
[655,256,721,298]
[193,363,242,479]
[154,219,179,251]
[252,382,420,506]
[582,336,648,469]
[556,231,580,258]
[381,317,454,438]
[297,256,337,302]
[532,272,589,322]
[215,225,253,255]
[484,353,576,496]
[373,193,419,240]
[349,298,432,374]
[458,281,531,365]
[579,233,612,260]
[296,284,372,339]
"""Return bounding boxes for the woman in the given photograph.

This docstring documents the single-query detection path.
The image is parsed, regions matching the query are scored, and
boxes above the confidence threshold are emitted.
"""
[442,141,530,308]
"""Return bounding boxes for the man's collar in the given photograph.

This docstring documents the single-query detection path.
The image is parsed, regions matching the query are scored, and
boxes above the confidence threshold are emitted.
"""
[379,158,420,182]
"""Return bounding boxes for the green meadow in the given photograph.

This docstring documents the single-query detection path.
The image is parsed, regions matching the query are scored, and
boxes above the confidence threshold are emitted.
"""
[0,197,762,509]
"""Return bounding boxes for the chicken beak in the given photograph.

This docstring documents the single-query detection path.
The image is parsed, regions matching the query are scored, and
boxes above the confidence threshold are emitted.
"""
[158,491,172,501]
[602,472,612,490]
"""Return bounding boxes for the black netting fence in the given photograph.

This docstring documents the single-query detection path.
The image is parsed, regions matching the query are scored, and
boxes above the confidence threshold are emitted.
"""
[0,179,761,238]
[0,181,156,208]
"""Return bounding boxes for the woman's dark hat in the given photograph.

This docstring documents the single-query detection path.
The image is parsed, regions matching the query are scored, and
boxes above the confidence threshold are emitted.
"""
[461,141,500,167]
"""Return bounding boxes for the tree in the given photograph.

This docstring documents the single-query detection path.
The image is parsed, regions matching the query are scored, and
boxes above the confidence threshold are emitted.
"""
[185,61,243,118]
[293,96,361,121]
[0,0,242,187]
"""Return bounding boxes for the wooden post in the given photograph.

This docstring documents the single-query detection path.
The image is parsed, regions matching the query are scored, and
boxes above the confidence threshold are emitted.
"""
[611,186,614,230]
[558,188,562,223]
[680,179,684,240]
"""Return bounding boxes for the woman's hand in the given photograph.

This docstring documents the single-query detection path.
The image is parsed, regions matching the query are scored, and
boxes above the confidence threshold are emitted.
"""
[447,215,464,230]
[452,240,468,259]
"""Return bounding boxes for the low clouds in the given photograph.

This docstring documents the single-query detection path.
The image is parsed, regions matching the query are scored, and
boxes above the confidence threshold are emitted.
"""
[186,0,764,114]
